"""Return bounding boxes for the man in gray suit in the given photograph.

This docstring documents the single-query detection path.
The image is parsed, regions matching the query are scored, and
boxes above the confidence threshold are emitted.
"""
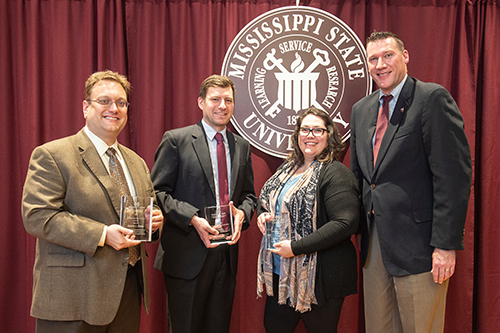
[350,32,472,332]
[152,75,257,333]
[22,70,163,332]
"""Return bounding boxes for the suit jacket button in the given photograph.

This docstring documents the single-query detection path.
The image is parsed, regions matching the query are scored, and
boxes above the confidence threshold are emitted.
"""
[371,184,376,189]
[122,261,128,267]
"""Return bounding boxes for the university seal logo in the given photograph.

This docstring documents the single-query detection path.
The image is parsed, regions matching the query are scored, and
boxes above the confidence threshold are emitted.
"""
[221,6,371,158]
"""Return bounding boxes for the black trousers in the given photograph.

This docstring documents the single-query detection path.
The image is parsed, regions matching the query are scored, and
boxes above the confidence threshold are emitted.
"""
[264,273,344,333]
[164,245,236,333]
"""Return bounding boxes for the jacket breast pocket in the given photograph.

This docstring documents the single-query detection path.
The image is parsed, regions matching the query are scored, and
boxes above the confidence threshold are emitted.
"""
[413,208,432,223]
[46,252,85,267]
[394,125,415,139]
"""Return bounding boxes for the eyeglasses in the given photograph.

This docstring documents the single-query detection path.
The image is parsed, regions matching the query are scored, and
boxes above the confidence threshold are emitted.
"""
[299,127,328,137]
[87,99,129,109]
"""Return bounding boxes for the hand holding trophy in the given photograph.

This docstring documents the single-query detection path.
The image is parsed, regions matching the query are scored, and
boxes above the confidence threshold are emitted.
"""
[120,196,154,242]
[204,204,233,244]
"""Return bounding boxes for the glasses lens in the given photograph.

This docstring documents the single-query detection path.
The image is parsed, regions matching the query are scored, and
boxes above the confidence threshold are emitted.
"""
[313,129,324,136]
[300,128,310,136]
[91,99,128,108]
[96,99,110,106]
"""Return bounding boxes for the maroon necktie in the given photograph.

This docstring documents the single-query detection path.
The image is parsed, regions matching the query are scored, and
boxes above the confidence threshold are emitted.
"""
[373,95,393,166]
[106,148,140,266]
[215,133,230,229]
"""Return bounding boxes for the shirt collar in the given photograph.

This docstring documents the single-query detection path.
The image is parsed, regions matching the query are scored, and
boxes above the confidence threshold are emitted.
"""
[379,74,408,101]
[201,119,227,142]
[84,126,119,157]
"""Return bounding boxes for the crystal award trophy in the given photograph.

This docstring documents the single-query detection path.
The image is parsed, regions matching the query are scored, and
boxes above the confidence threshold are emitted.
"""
[120,196,153,242]
[204,205,233,244]
[265,212,290,250]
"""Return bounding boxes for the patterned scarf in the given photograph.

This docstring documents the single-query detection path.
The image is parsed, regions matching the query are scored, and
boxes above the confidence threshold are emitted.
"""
[257,161,323,312]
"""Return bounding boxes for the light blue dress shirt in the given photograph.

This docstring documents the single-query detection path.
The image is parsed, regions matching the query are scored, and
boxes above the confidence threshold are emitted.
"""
[201,119,232,205]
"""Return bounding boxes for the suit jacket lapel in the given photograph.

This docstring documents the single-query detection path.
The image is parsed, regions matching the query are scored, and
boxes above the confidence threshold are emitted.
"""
[76,129,121,216]
[227,131,239,200]
[373,78,414,172]
[364,94,379,174]
[192,122,217,199]
[119,144,148,199]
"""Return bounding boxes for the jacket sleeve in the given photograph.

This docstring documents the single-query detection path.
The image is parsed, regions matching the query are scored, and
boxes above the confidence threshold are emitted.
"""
[22,145,105,256]
[292,162,360,255]
[151,131,199,233]
[421,86,472,250]
[234,139,257,231]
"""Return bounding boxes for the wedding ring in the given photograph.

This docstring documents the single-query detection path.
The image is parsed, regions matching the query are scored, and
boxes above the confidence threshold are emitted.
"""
[445,269,450,272]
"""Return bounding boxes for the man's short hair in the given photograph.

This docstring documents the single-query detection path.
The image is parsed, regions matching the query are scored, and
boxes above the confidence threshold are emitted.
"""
[199,75,235,101]
[85,70,131,100]
[366,31,405,53]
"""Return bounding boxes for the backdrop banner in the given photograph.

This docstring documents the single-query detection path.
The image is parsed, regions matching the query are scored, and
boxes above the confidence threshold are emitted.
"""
[2,1,498,332]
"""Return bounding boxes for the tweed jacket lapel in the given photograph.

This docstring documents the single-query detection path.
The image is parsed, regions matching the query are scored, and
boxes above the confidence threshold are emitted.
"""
[76,129,121,217]
[118,144,145,196]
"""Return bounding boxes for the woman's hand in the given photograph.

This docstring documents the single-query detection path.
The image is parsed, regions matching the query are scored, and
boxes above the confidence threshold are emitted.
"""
[257,212,273,235]
[270,240,294,258]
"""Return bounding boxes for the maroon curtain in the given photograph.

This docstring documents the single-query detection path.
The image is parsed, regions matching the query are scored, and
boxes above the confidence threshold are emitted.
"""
[1,0,497,332]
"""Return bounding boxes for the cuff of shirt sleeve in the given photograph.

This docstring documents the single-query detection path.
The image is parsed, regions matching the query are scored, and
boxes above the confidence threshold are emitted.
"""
[99,225,107,247]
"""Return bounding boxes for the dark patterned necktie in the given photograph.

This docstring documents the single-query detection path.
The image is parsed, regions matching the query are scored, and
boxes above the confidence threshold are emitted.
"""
[373,95,393,166]
[215,133,229,230]
[106,148,140,266]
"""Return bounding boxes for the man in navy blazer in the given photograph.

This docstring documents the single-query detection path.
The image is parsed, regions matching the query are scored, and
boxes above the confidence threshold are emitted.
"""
[350,31,471,332]
[151,75,257,333]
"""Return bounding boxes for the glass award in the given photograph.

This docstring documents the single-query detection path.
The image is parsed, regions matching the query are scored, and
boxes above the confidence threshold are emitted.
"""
[265,212,290,250]
[204,205,233,244]
[119,196,153,242]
